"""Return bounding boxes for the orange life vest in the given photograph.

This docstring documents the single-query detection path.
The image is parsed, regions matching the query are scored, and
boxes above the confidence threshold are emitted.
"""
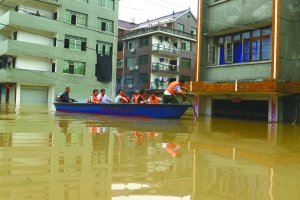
[134,95,139,104]
[88,95,99,103]
[148,96,159,104]
[166,81,180,96]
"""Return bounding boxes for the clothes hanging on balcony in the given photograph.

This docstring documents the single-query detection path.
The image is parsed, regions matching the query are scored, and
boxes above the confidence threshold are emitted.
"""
[95,53,112,82]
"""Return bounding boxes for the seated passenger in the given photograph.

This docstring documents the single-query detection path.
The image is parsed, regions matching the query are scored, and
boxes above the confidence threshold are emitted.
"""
[137,89,147,104]
[115,90,130,103]
[148,92,160,104]
[98,89,113,103]
[87,89,99,103]
[60,87,77,103]
[131,90,140,104]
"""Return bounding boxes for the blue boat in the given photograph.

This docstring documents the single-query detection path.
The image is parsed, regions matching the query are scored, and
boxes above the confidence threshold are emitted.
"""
[54,103,191,119]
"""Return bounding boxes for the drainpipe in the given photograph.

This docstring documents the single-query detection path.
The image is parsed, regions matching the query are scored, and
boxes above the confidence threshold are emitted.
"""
[235,80,238,92]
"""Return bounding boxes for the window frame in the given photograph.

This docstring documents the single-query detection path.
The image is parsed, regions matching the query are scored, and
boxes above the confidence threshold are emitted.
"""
[139,55,148,66]
[66,10,87,27]
[216,27,271,65]
[140,36,149,47]
[96,41,112,55]
[65,35,87,51]
[125,74,134,84]
[63,60,85,75]
[97,17,114,33]
[126,57,134,67]
[98,0,115,10]
[138,73,148,84]
[208,44,217,65]
[181,58,191,69]
[182,40,191,51]
[177,23,184,32]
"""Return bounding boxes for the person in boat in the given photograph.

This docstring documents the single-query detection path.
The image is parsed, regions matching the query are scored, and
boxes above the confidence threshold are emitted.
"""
[98,89,113,103]
[115,89,131,103]
[137,89,147,104]
[60,87,77,103]
[148,92,160,104]
[162,79,190,104]
[131,90,140,104]
[87,89,100,103]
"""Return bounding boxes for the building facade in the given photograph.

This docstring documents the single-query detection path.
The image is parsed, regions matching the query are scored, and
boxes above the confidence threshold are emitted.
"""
[191,0,300,122]
[0,0,119,104]
[117,9,197,99]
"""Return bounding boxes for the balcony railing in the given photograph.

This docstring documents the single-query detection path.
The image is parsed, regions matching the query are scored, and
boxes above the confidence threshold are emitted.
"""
[151,62,179,72]
[125,26,196,40]
[152,43,179,54]
[150,82,168,90]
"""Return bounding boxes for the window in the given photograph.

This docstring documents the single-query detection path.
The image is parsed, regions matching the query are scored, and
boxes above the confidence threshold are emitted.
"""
[64,35,86,51]
[127,40,136,50]
[177,23,184,32]
[191,27,197,36]
[181,58,191,68]
[216,27,271,65]
[98,0,114,10]
[139,55,148,66]
[138,73,148,84]
[208,45,216,65]
[97,41,112,54]
[77,0,88,3]
[126,57,134,67]
[63,60,85,75]
[66,10,87,27]
[140,36,149,47]
[97,18,113,33]
[181,75,190,82]
[125,74,134,84]
[182,40,191,51]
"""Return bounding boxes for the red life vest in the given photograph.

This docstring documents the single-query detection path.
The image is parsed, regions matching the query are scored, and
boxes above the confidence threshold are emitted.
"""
[166,81,180,96]
[134,95,139,104]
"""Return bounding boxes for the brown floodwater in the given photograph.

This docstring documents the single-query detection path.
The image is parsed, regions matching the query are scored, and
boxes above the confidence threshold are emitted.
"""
[0,104,300,200]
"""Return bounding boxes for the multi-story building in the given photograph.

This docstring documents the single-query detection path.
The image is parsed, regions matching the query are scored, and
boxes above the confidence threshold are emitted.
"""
[191,0,300,122]
[117,9,197,99]
[0,0,119,104]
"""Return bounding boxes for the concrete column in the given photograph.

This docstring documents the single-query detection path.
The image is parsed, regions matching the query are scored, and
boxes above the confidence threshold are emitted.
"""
[196,96,212,117]
[268,96,278,122]
[15,83,21,105]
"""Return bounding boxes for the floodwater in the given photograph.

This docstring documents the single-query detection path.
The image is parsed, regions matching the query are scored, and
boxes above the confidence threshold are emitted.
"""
[0,104,300,200]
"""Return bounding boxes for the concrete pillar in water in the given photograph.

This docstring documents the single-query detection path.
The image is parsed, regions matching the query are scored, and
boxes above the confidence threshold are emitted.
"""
[268,96,284,122]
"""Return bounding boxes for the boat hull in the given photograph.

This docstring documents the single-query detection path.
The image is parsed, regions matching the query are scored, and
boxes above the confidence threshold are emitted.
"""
[54,103,191,119]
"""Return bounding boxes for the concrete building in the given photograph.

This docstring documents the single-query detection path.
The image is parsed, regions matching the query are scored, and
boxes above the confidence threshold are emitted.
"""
[191,0,300,122]
[117,9,197,99]
[0,0,119,104]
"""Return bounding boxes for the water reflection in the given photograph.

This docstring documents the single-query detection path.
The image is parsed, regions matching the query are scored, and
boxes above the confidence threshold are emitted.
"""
[0,104,300,199]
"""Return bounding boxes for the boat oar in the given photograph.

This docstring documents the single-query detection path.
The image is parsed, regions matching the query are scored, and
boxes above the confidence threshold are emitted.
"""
[186,90,198,120]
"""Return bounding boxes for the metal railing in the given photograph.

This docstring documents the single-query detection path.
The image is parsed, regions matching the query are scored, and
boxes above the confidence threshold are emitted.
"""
[150,82,168,90]
[151,62,179,72]
[152,43,179,54]
[125,26,196,40]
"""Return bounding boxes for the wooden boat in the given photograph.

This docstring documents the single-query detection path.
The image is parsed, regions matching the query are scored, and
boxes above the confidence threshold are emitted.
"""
[54,103,191,119]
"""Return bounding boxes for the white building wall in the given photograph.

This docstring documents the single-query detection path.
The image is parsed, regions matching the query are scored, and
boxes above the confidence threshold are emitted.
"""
[15,56,52,72]
[17,30,53,46]
[0,7,10,17]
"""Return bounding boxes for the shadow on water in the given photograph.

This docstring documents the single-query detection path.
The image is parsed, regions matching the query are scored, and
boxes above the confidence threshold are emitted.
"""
[0,104,300,199]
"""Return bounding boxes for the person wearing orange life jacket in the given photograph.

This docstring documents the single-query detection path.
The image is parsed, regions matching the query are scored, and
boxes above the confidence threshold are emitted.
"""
[148,92,160,104]
[131,90,140,104]
[137,89,147,104]
[87,89,100,103]
[163,79,190,104]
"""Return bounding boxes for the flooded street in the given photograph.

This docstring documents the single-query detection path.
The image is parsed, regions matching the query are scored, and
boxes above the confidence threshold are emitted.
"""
[0,104,300,200]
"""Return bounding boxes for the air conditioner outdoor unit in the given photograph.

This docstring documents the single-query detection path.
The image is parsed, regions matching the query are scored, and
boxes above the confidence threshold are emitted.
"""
[129,66,134,70]
[128,84,133,88]
[134,66,139,70]
[130,48,135,53]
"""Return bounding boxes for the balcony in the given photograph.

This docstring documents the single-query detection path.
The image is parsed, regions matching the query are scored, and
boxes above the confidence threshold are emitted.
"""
[152,43,179,54]
[150,82,168,90]
[151,62,179,73]
[124,26,196,40]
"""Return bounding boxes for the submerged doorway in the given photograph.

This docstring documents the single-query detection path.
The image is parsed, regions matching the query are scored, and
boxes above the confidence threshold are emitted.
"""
[213,99,268,121]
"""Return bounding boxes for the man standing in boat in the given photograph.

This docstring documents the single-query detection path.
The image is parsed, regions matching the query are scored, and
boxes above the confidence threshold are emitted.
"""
[60,87,77,103]
[98,89,113,103]
[162,79,190,104]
